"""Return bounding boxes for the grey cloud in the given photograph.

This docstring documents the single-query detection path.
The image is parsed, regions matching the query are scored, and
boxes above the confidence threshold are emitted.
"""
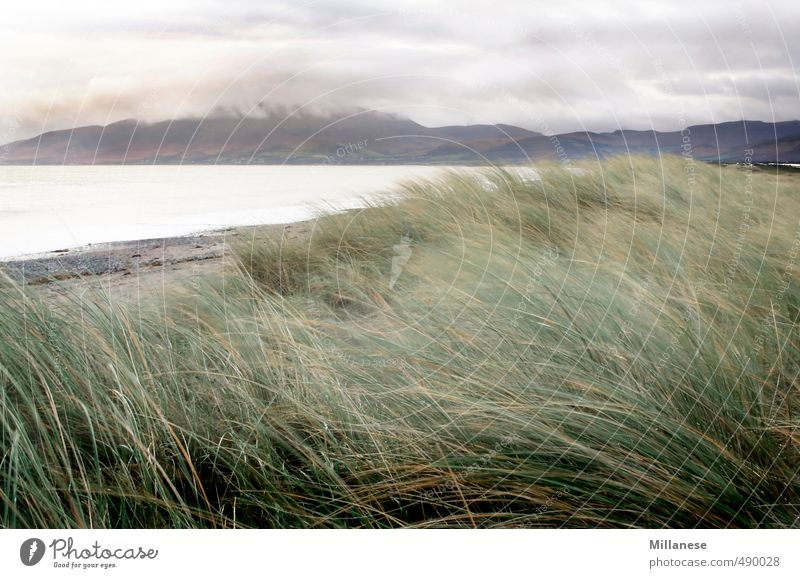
[1,0,798,141]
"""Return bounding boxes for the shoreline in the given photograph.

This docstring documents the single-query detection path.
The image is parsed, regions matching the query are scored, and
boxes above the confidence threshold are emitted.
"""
[1,231,228,284]
[0,220,312,294]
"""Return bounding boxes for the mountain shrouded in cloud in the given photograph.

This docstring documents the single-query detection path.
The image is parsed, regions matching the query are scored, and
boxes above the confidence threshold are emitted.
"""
[4,110,799,164]
[1,0,798,144]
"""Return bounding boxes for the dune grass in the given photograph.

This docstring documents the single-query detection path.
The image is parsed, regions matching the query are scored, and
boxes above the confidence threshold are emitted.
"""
[1,156,798,528]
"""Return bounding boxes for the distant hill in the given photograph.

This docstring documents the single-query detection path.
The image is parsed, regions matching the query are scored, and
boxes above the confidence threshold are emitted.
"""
[3,111,799,164]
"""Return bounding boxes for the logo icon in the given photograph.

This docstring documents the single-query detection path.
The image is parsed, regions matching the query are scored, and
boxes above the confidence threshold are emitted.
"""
[20,538,46,566]
[389,235,413,290]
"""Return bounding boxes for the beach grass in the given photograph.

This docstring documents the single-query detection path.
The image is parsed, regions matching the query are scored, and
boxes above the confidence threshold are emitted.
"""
[1,156,799,528]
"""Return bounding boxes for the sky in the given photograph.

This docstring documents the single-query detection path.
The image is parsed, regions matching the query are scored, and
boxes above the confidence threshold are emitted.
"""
[1,0,798,141]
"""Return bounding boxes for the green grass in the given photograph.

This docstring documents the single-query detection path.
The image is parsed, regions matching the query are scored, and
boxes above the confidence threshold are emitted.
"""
[1,156,799,528]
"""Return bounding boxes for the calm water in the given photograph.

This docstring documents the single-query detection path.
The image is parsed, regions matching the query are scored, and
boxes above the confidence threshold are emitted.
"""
[0,165,462,259]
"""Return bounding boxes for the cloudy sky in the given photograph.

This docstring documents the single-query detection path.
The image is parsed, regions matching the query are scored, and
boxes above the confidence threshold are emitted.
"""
[1,0,798,141]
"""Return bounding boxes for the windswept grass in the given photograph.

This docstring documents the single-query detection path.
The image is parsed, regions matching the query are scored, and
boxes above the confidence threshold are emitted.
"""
[1,156,799,528]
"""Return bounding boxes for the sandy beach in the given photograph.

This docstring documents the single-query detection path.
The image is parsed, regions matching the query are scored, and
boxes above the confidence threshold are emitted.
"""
[0,220,312,299]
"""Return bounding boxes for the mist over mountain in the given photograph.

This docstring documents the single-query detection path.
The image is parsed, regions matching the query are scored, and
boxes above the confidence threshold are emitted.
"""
[3,110,799,165]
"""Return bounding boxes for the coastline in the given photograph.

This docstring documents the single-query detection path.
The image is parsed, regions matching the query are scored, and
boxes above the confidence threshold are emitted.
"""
[0,220,312,296]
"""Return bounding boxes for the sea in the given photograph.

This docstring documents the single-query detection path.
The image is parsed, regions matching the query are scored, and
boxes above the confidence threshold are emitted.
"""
[0,165,470,259]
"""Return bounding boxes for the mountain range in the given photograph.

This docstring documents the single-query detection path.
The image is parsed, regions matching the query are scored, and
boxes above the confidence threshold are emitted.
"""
[3,110,799,165]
